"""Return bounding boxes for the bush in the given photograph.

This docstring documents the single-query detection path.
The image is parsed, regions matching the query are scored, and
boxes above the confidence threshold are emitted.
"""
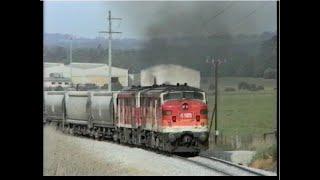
[101,84,108,90]
[249,143,277,171]
[238,81,250,90]
[248,84,257,91]
[55,86,64,91]
[252,143,277,161]
[257,85,264,91]
[224,87,236,92]
[238,82,265,91]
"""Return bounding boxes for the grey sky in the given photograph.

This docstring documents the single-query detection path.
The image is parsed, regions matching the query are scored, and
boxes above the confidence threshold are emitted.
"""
[44,1,277,39]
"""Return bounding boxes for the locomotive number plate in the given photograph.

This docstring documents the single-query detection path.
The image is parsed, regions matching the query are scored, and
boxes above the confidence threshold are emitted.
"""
[180,113,193,118]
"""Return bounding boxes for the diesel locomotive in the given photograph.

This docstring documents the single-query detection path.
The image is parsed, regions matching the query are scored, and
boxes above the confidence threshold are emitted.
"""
[44,83,209,154]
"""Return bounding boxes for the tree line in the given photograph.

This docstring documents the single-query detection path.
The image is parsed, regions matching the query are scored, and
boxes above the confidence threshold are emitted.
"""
[44,33,277,78]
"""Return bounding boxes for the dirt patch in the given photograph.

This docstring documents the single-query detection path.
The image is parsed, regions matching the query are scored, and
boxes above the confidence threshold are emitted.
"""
[43,125,143,175]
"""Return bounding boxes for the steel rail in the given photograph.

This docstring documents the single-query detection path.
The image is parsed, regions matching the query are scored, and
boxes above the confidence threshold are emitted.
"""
[172,155,232,176]
[45,124,271,176]
[199,154,267,176]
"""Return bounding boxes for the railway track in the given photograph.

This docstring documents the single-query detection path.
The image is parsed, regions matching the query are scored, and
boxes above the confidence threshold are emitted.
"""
[46,124,275,176]
[172,155,233,176]
[172,154,276,176]
[198,154,270,176]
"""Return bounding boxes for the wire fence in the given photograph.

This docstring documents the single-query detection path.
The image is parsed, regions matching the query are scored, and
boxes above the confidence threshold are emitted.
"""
[208,131,276,151]
[204,84,277,151]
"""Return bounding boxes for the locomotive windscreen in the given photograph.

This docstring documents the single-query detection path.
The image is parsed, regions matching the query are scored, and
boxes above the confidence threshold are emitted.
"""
[163,91,203,101]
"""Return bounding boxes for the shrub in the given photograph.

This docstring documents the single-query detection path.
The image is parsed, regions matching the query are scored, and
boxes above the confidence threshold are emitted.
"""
[249,84,257,91]
[252,143,277,162]
[224,87,236,92]
[257,85,264,91]
[238,81,250,90]
[55,86,64,91]
[238,82,265,91]
[101,84,108,90]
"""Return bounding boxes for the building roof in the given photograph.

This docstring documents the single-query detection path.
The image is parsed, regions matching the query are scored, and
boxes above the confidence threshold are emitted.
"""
[44,77,71,82]
[44,62,64,68]
[85,65,128,76]
[44,62,128,78]
[142,64,199,73]
[68,63,106,69]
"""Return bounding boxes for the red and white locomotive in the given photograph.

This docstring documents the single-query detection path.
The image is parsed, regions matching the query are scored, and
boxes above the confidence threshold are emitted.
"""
[44,83,209,154]
[115,83,209,153]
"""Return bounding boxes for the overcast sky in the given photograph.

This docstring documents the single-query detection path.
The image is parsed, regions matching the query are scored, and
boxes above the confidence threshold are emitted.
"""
[44,1,277,39]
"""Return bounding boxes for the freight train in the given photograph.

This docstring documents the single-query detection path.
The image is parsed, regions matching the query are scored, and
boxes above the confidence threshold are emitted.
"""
[44,83,209,154]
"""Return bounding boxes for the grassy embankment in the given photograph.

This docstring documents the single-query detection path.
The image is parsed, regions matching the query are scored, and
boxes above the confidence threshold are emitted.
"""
[203,77,277,170]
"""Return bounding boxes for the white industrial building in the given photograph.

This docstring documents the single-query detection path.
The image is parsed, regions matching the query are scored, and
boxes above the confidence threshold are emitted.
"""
[44,62,63,68]
[43,62,129,87]
[140,64,201,88]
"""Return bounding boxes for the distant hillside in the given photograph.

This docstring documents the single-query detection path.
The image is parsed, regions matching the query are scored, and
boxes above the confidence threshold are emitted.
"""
[44,33,146,50]
[44,32,277,77]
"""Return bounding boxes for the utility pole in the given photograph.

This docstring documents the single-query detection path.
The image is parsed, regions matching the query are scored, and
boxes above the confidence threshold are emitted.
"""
[207,57,226,144]
[99,10,122,92]
[69,35,73,84]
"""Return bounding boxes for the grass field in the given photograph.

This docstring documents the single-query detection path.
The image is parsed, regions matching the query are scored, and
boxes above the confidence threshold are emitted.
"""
[217,77,277,90]
[203,77,277,137]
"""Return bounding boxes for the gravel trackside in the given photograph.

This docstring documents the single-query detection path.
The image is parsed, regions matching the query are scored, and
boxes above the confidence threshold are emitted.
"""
[43,125,225,176]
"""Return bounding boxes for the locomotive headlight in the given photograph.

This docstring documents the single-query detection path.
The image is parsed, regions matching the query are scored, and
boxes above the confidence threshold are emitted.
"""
[199,132,208,142]
[168,134,176,142]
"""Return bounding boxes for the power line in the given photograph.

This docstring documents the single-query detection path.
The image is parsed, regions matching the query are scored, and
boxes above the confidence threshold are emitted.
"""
[201,2,235,36]
[207,2,268,37]
[228,3,268,33]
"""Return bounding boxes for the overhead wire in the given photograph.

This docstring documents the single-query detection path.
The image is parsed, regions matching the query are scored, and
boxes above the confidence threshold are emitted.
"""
[200,2,235,36]
[228,2,268,33]
[207,2,269,37]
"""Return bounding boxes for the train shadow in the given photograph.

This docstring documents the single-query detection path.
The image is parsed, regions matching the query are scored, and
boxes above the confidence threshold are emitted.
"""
[173,152,199,157]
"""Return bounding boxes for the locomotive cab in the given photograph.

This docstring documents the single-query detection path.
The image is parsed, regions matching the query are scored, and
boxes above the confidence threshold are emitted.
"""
[160,90,209,153]
[161,91,207,126]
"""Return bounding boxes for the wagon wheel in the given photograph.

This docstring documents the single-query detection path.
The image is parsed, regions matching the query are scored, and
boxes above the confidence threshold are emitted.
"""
[63,126,69,134]
[155,137,160,149]
[113,133,119,143]
[151,135,156,149]
[130,131,136,145]
[69,126,74,135]
[94,131,99,140]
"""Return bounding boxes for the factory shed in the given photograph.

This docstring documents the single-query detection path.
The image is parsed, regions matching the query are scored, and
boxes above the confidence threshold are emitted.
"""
[44,62,129,87]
